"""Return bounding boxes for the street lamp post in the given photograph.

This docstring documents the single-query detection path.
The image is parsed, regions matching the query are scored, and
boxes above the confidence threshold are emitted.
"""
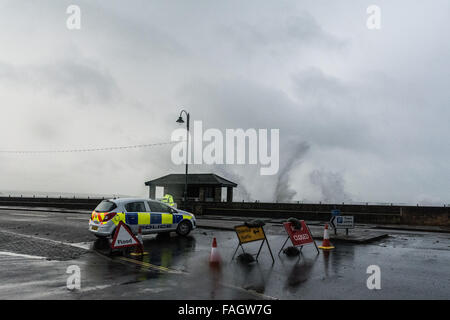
[176,109,190,205]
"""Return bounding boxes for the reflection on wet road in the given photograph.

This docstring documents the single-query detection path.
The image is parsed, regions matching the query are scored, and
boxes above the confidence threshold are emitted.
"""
[82,229,450,300]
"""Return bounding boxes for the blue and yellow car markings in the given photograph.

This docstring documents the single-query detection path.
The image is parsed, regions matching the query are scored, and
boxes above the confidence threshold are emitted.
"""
[138,212,150,225]
[150,213,162,224]
[111,212,192,227]
[161,213,173,225]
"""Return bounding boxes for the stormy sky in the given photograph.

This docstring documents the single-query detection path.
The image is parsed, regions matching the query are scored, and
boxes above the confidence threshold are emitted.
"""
[0,1,449,204]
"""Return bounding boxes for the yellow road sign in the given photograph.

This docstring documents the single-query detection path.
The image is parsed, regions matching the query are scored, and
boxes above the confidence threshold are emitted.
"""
[235,225,266,244]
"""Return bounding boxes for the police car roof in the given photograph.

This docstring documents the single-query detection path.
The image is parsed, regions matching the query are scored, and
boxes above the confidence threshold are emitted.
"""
[107,197,157,204]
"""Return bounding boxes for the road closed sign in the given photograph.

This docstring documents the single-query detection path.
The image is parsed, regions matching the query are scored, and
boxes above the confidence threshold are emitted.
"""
[283,221,314,247]
[279,220,319,255]
[111,221,140,249]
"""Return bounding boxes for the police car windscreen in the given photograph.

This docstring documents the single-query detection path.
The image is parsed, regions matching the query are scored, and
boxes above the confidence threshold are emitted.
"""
[95,200,117,213]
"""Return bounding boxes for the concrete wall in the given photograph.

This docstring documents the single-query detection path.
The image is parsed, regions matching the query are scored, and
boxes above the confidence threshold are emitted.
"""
[183,201,449,227]
[0,197,448,226]
[0,196,102,210]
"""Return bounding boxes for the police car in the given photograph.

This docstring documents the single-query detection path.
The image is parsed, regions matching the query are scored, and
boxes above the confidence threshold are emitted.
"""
[89,198,196,238]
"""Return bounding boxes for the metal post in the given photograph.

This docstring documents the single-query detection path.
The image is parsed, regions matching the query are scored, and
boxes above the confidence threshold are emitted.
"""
[255,240,265,261]
[262,228,275,263]
[177,109,190,206]
[278,236,290,255]
[184,112,190,205]
[305,224,320,254]
[231,243,244,261]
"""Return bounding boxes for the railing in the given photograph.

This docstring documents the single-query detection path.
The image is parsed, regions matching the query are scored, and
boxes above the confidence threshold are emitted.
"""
[220,199,449,207]
[0,194,448,208]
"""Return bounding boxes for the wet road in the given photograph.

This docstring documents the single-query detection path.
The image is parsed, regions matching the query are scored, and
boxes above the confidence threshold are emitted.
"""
[0,208,449,299]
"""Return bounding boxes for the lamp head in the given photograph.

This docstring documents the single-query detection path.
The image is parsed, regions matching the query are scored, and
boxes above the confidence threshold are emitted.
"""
[176,116,185,124]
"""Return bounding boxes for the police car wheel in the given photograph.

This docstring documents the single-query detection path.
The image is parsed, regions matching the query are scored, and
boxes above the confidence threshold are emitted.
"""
[176,221,191,236]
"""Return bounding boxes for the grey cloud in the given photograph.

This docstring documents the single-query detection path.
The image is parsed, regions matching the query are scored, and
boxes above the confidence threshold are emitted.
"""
[80,2,188,62]
[217,12,346,57]
[0,1,449,204]
[31,122,59,141]
[0,60,120,105]
[177,77,297,130]
[290,68,375,151]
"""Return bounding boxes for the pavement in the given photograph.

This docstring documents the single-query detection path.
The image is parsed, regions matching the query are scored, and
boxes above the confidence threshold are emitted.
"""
[196,214,450,234]
[0,207,449,299]
[195,217,389,243]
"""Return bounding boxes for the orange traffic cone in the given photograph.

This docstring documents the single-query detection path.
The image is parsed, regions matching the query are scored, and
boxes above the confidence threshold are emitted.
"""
[209,237,221,266]
[318,224,335,250]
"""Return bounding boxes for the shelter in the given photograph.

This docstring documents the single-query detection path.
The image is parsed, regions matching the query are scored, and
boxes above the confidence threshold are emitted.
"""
[145,173,237,203]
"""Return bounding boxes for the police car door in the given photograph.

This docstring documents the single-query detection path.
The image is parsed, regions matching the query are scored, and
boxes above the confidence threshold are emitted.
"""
[147,201,176,232]
[124,201,148,233]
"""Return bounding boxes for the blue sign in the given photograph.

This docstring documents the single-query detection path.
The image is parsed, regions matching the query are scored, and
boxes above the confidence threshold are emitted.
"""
[331,209,341,217]
[330,216,354,229]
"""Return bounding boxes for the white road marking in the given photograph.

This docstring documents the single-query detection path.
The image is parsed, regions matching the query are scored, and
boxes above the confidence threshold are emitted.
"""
[69,242,93,250]
[0,229,92,251]
[0,279,63,290]
[7,218,49,222]
[9,213,49,218]
[0,251,46,259]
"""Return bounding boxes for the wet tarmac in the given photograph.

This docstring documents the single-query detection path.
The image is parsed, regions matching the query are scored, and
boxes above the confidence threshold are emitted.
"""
[0,208,449,299]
